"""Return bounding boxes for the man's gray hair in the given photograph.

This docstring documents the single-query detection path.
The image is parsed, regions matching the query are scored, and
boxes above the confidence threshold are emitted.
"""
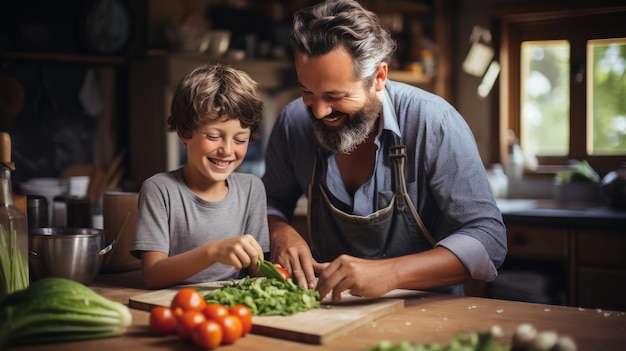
[289,0,396,86]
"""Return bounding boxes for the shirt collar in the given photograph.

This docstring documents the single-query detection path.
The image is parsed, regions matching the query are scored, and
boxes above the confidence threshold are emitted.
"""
[381,87,401,138]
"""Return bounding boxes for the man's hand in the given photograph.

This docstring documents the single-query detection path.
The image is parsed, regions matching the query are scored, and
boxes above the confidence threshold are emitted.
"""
[268,215,317,289]
[314,255,395,302]
[315,247,471,302]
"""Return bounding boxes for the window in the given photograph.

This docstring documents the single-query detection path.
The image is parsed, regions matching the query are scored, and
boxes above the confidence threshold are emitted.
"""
[520,40,570,157]
[588,38,626,156]
[497,4,626,175]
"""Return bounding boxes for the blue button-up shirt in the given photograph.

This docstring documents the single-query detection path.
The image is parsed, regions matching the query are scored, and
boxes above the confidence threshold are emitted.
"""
[262,80,507,282]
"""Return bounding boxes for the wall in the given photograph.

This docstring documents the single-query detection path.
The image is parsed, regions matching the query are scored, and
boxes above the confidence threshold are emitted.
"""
[452,0,560,199]
[453,0,497,168]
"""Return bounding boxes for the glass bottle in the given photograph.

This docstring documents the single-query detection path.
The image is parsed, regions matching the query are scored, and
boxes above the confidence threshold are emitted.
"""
[0,136,29,298]
[505,130,524,182]
[487,163,509,199]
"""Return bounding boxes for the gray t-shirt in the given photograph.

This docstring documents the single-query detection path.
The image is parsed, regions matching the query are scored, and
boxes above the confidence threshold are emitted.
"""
[131,168,270,284]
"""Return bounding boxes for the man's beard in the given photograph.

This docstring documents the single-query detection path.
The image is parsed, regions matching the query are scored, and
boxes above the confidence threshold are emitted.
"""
[310,94,382,154]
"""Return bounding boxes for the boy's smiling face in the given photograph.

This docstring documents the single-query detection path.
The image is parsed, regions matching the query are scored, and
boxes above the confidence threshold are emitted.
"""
[180,117,251,190]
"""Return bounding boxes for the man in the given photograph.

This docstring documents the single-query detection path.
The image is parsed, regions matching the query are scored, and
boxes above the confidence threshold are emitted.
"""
[262,0,506,302]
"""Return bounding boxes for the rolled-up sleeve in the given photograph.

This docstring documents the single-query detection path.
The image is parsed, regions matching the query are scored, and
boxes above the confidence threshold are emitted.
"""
[418,101,507,280]
[438,234,499,281]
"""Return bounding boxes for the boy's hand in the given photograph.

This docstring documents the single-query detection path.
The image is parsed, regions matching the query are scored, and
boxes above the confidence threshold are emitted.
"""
[210,234,264,270]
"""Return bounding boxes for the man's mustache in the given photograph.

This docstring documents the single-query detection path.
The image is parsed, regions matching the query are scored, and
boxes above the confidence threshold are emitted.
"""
[307,108,346,121]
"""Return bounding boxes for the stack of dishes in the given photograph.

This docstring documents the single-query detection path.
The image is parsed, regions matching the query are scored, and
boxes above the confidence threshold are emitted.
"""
[19,178,68,227]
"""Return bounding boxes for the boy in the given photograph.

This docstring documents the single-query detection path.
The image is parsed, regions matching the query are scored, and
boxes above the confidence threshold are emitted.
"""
[131,64,269,289]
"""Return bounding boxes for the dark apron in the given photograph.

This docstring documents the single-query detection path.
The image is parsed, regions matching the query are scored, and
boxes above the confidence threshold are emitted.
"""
[307,136,436,262]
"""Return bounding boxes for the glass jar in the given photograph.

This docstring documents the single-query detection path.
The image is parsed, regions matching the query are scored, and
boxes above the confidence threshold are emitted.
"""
[0,167,29,298]
[487,163,509,199]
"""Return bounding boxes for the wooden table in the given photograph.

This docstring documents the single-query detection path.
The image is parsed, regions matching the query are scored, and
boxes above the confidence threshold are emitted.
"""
[15,270,626,350]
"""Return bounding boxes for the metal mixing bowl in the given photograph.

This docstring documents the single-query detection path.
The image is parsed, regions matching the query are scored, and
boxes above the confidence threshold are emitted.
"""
[29,228,114,285]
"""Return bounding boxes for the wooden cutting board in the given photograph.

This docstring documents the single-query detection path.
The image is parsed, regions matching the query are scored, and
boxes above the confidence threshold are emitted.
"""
[129,282,416,344]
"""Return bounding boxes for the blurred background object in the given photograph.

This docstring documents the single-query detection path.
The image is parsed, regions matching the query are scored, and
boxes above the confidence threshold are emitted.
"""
[0,76,25,130]
[601,163,626,208]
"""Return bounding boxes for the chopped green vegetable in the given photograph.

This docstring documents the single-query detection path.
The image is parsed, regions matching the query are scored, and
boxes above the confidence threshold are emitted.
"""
[0,277,132,348]
[202,276,320,316]
[365,324,578,351]
[366,330,508,351]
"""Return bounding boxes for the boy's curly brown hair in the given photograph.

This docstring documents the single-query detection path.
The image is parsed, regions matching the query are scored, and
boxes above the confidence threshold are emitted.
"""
[168,63,264,141]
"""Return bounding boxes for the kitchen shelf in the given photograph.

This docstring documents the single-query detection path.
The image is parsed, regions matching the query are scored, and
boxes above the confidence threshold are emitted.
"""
[0,52,128,65]
[367,0,431,14]
[388,70,434,85]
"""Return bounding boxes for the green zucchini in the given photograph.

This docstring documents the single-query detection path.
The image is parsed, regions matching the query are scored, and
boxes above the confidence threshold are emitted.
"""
[256,257,302,291]
[257,257,289,281]
[0,277,132,348]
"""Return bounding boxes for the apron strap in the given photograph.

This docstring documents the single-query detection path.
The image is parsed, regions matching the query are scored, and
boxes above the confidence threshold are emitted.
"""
[389,145,436,247]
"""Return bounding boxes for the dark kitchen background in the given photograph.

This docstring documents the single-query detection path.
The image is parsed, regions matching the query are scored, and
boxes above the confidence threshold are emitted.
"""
[0,0,445,186]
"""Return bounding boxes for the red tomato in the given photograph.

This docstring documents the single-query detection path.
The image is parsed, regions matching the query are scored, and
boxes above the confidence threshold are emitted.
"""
[149,306,177,335]
[217,314,243,344]
[202,303,229,323]
[276,266,290,280]
[228,304,253,336]
[192,320,223,349]
[176,310,206,340]
[170,288,207,318]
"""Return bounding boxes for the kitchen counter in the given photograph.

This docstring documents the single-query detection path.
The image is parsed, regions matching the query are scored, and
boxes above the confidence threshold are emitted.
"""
[14,270,626,350]
[296,197,626,229]
[488,198,626,312]
[497,199,626,229]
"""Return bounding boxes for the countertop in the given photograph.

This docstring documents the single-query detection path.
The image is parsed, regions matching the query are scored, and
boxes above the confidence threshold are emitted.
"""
[295,197,626,229]
[14,270,626,350]
[496,199,626,229]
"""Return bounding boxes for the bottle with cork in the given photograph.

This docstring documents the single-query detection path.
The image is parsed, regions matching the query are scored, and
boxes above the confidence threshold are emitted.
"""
[0,132,29,298]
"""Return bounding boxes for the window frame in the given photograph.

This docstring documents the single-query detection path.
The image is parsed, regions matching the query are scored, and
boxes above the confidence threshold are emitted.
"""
[494,2,626,176]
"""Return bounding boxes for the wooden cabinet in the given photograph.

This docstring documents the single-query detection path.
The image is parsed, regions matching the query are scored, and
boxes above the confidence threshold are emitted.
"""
[576,229,626,311]
[577,267,626,312]
[492,222,626,312]
[577,229,626,267]
[489,224,570,306]
[506,224,569,260]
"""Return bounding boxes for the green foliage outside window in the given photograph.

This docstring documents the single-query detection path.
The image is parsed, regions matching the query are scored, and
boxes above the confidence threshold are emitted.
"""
[591,41,626,155]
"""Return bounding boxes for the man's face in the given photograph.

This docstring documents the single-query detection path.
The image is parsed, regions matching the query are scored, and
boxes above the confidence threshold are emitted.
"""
[294,48,383,153]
